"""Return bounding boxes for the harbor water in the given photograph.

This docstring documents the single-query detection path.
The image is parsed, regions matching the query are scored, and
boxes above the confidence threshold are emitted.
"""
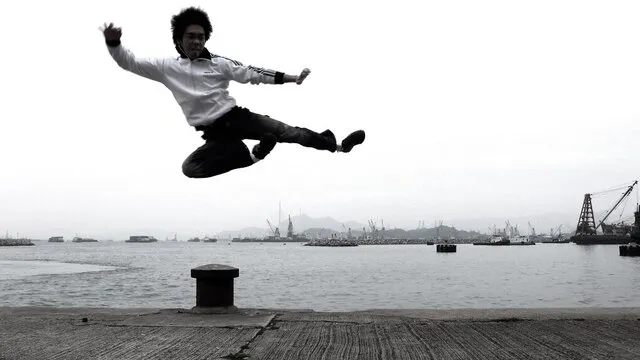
[1,241,639,311]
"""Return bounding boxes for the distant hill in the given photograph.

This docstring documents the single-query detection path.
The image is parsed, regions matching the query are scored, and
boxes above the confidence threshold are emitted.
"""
[449,213,576,236]
[215,226,269,239]
[383,226,483,240]
[215,215,366,239]
[301,225,482,241]
[279,215,365,233]
[213,213,578,240]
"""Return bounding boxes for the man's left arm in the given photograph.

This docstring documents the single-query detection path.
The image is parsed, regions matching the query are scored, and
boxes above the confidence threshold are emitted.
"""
[221,57,310,85]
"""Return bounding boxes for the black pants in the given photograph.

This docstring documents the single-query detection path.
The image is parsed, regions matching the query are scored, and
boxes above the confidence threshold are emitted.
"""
[182,107,337,178]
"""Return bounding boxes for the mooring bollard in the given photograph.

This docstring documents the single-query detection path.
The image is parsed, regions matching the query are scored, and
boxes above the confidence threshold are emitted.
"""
[191,264,239,312]
[620,244,640,257]
[436,244,457,253]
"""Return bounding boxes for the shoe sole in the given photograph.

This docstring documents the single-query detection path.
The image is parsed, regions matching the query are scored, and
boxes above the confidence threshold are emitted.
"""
[341,130,365,152]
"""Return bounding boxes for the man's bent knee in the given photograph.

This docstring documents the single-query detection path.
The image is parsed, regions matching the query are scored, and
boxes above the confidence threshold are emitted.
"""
[182,161,209,178]
[182,161,236,179]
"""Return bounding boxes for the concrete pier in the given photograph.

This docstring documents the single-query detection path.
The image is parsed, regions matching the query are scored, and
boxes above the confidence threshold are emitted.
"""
[1,307,639,359]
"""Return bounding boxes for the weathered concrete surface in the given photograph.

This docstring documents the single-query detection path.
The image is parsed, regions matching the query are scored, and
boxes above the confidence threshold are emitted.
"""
[1,307,639,359]
[0,307,270,360]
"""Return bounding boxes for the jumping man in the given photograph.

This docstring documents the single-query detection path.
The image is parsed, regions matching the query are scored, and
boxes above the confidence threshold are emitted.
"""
[101,7,365,178]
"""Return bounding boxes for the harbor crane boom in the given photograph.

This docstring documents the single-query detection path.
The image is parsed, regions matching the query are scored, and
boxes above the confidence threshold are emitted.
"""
[596,181,638,230]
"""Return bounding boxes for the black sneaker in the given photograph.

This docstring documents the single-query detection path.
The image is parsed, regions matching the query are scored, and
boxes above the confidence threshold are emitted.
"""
[320,129,336,144]
[252,134,277,159]
[340,130,365,153]
[320,129,338,152]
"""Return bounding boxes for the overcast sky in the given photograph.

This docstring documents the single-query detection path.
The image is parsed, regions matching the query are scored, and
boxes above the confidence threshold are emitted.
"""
[1,0,639,239]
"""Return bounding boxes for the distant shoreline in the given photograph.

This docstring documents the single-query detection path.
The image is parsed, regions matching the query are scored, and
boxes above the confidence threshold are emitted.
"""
[0,239,34,246]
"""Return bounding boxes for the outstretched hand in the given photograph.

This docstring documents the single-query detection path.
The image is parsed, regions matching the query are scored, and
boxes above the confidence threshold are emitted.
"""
[100,22,122,41]
[296,68,311,85]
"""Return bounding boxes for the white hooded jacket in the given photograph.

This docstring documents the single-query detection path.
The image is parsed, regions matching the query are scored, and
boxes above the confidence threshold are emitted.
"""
[107,43,284,127]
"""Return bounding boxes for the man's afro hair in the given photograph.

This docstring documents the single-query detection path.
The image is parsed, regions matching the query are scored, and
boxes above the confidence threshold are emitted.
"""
[171,7,213,43]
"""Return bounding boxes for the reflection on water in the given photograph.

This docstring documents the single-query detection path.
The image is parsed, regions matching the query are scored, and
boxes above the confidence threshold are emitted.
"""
[0,260,117,280]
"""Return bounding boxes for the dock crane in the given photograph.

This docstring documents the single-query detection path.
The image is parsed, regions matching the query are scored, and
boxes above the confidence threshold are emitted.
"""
[528,222,537,236]
[266,219,280,239]
[596,181,638,231]
[576,180,637,235]
[341,224,350,240]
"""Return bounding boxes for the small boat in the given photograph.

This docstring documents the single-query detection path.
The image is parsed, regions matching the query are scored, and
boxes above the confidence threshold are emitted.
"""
[474,234,510,246]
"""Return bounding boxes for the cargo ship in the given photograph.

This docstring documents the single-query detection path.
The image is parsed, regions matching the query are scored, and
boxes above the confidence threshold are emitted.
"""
[571,181,638,245]
[540,238,570,244]
[125,235,158,243]
[473,233,510,246]
[474,222,535,246]
[72,236,98,243]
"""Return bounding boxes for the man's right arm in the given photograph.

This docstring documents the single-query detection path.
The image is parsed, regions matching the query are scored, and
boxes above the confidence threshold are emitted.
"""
[102,22,165,82]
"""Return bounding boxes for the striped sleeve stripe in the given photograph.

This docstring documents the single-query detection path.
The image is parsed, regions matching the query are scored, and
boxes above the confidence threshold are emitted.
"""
[213,55,244,66]
[248,66,276,77]
[213,54,277,78]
